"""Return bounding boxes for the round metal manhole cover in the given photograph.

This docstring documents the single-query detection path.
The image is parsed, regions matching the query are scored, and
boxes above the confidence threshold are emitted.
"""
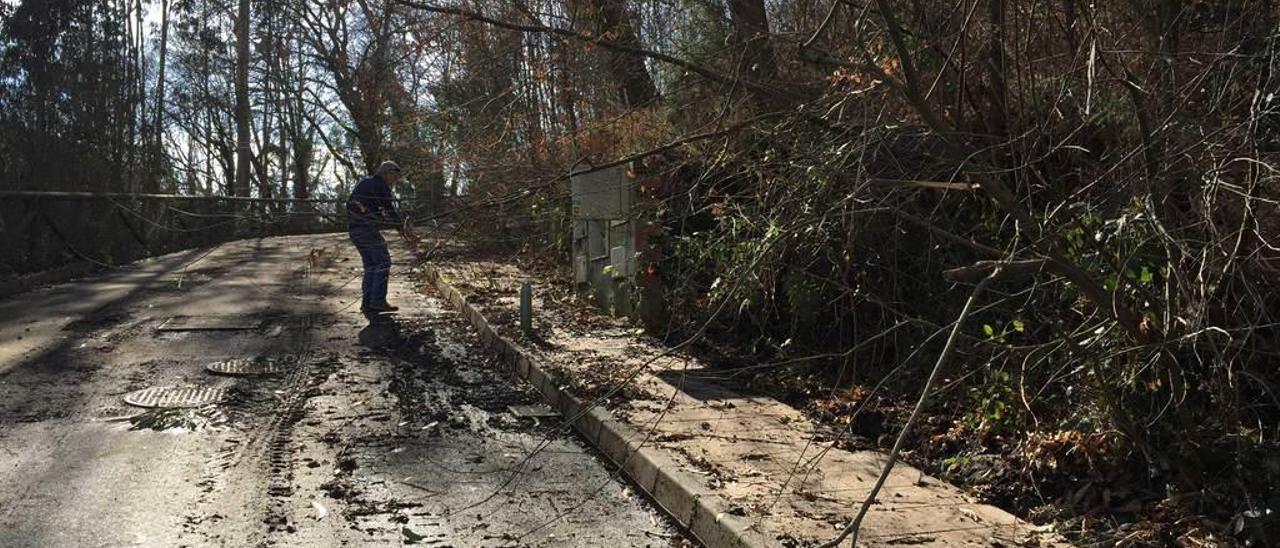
[205,355,302,376]
[123,386,228,408]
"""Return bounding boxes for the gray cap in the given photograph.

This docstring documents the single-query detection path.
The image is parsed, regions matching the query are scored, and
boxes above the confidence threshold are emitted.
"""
[374,160,401,176]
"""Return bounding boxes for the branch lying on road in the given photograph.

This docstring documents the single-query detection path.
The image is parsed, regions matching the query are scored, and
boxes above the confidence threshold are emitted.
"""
[440,112,784,215]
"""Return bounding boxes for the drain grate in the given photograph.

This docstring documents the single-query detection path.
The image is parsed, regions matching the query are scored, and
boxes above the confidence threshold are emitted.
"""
[206,355,302,376]
[123,386,228,408]
[157,315,264,332]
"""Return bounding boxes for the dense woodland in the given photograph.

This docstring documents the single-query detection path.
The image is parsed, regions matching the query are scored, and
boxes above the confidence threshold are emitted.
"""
[3,0,1280,544]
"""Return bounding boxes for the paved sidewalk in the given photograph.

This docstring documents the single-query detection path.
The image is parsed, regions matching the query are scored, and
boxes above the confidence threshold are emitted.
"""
[428,249,1063,548]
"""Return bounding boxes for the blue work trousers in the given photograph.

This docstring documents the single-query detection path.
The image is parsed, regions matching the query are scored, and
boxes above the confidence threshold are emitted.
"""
[349,226,391,308]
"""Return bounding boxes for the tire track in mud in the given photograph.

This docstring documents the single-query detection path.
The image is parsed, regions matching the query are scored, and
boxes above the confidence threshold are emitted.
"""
[249,252,344,541]
[260,362,314,535]
[178,353,339,544]
[162,257,342,544]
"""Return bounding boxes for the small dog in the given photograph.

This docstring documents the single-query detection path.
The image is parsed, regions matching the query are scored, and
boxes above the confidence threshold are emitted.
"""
[307,247,329,270]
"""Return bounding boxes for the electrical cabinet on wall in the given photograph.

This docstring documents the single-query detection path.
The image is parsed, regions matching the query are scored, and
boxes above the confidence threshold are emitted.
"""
[570,163,636,315]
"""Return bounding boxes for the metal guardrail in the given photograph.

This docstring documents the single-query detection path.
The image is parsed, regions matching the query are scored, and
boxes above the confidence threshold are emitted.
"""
[0,190,343,202]
[0,191,347,280]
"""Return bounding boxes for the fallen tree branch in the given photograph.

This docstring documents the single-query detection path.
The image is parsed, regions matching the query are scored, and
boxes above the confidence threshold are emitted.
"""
[889,209,1004,258]
[870,178,978,191]
[973,173,1151,343]
[943,258,1046,283]
[441,112,784,220]
[872,0,951,132]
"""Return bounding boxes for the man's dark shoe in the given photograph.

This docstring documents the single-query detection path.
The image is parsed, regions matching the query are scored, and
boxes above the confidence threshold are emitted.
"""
[363,302,399,313]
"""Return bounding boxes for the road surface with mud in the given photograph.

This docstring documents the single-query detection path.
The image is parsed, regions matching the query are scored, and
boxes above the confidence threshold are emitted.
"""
[0,234,679,547]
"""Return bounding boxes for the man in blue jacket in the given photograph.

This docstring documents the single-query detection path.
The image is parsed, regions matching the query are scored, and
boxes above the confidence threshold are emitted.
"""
[347,160,415,314]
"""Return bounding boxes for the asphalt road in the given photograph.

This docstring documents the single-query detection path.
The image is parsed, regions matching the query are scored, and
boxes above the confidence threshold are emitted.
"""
[0,234,679,547]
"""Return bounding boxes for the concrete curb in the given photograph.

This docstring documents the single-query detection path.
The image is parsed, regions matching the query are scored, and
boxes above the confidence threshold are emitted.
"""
[423,266,767,548]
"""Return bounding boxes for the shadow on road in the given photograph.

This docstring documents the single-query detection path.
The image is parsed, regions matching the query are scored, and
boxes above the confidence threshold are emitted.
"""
[0,236,336,548]
[356,317,401,348]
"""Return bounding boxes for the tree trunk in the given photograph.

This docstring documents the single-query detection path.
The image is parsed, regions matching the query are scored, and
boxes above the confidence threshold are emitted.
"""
[151,0,170,192]
[234,0,252,197]
[123,0,138,192]
[589,0,659,109]
[727,0,782,110]
[293,133,313,203]
[986,0,1008,133]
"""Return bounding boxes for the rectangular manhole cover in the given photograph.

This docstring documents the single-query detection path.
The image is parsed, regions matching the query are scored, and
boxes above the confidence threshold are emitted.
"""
[157,315,264,332]
[508,404,560,418]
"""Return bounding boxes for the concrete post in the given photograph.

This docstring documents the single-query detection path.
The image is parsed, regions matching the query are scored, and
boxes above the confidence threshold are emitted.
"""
[519,282,533,336]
